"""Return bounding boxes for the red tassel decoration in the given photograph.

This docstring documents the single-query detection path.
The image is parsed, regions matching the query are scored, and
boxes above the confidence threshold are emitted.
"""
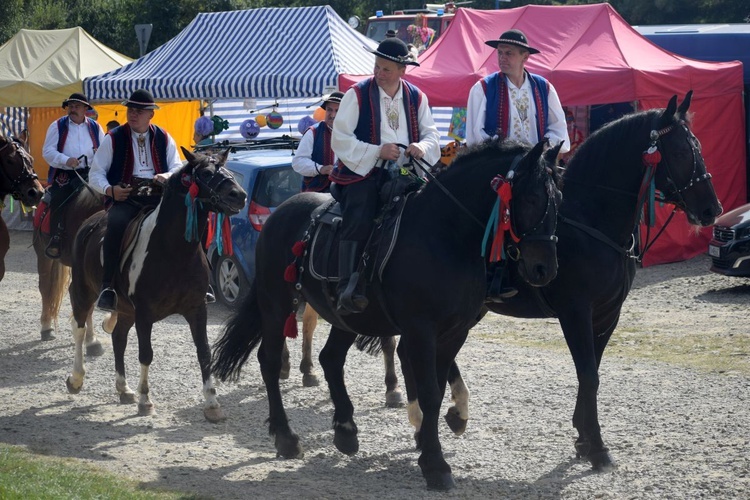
[642,149,662,166]
[189,182,200,199]
[283,312,298,338]
[205,213,216,251]
[222,215,233,256]
[292,240,306,257]
[284,263,297,282]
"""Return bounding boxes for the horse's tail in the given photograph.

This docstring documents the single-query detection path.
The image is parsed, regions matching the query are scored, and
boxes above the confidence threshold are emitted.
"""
[211,279,263,382]
[46,259,70,329]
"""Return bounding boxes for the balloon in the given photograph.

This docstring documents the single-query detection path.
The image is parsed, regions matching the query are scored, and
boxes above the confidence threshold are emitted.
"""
[194,116,213,136]
[297,116,316,134]
[267,111,283,130]
[313,107,326,122]
[85,108,98,120]
[211,115,229,135]
[240,119,260,139]
[255,114,267,127]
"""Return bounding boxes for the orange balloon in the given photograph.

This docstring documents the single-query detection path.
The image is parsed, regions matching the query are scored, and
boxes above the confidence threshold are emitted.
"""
[313,107,326,122]
[255,114,267,127]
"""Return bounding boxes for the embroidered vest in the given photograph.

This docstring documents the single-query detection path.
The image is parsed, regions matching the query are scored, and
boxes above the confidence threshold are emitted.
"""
[330,78,422,186]
[481,71,550,142]
[301,122,333,193]
[49,116,101,183]
[107,124,168,187]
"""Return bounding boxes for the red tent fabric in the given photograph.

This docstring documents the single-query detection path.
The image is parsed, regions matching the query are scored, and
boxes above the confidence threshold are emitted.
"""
[340,4,746,266]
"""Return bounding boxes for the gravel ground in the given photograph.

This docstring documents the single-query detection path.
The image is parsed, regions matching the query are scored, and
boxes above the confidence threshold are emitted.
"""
[0,228,748,499]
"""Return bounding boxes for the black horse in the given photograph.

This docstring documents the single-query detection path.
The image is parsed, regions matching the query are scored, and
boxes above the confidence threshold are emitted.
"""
[0,134,44,282]
[404,92,722,477]
[66,149,246,422]
[212,138,563,489]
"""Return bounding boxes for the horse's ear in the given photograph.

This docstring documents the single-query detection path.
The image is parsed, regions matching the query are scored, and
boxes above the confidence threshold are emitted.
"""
[217,148,230,165]
[182,147,196,164]
[677,90,693,115]
[544,141,563,166]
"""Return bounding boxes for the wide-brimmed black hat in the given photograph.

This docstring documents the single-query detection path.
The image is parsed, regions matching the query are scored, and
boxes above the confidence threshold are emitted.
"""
[121,89,160,110]
[320,91,345,109]
[385,29,398,38]
[365,38,419,67]
[485,29,540,54]
[62,92,92,110]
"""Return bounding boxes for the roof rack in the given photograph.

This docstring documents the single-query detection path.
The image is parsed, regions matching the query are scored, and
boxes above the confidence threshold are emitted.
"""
[194,135,300,154]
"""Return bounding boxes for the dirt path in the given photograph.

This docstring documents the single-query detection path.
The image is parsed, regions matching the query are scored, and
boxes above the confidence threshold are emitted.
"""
[0,229,748,499]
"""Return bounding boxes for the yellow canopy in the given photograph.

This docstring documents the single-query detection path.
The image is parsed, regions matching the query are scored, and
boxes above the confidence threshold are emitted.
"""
[0,27,131,107]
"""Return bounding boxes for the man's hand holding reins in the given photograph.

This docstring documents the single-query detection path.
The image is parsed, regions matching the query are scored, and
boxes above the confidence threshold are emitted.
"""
[405,143,426,160]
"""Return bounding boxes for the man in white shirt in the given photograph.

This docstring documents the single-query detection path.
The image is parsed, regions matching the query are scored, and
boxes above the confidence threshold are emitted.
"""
[89,89,183,311]
[292,91,344,193]
[466,29,569,301]
[330,37,440,314]
[41,93,105,258]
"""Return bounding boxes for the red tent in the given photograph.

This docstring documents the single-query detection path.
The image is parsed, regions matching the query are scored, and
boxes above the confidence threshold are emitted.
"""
[340,4,746,266]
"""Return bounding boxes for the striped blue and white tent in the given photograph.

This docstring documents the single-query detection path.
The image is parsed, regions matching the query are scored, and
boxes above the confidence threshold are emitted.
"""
[84,6,377,102]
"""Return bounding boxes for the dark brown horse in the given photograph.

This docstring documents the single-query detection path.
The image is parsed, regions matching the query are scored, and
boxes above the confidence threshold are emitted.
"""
[32,180,103,342]
[66,148,246,422]
[0,134,44,282]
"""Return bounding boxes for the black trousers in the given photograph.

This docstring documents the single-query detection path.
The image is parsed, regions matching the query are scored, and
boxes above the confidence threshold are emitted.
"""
[101,195,160,287]
[333,169,383,245]
[47,170,86,235]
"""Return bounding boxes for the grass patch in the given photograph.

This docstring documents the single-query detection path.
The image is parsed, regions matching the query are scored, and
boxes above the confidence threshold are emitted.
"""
[0,444,204,500]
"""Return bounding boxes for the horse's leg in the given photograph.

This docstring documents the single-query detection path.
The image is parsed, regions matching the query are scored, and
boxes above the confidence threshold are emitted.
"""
[318,326,358,455]
[65,308,90,394]
[101,311,117,334]
[381,336,403,407]
[84,307,104,356]
[280,338,291,380]
[300,303,319,387]
[185,306,225,423]
[133,314,156,416]
[559,311,615,471]
[0,218,8,282]
[37,249,68,341]
[258,314,302,458]
[401,328,464,490]
[111,315,136,404]
[444,360,469,436]
[397,338,423,448]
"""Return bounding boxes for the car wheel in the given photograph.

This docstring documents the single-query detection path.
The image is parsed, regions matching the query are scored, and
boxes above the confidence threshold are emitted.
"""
[214,255,248,307]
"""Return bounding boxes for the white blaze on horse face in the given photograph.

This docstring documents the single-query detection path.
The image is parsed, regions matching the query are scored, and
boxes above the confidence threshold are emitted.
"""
[127,204,161,298]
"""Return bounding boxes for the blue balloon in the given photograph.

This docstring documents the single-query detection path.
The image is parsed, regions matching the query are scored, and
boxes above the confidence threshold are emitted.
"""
[240,119,260,139]
[297,115,317,134]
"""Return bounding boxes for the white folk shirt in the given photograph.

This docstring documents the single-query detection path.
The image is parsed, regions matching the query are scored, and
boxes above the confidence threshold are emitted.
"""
[42,119,105,170]
[332,83,441,177]
[466,72,570,152]
[89,129,183,195]
[292,126,338,177]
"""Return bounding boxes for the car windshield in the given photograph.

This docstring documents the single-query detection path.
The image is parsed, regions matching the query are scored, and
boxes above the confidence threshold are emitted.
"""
[253,166,302,207]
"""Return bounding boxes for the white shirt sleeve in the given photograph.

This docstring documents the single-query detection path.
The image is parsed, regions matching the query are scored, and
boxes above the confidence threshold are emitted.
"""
[41,121,69,169]
[466,80,492,146]
[544,83,570,153]
[89,135,114,195]
[414,93,441,166]
[292,129,322,177]
[164,133,183,174]
[331,89,382,176]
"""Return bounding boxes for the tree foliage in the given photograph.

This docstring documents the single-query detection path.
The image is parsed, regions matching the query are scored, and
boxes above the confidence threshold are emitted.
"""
[1,0,748,57]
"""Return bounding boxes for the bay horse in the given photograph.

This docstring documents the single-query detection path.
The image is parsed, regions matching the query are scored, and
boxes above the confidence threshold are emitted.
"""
[66,148,246,422]
[211,138,563,489]
[33,176,103,342]
[0,134,44,282]
[404,92,722,476]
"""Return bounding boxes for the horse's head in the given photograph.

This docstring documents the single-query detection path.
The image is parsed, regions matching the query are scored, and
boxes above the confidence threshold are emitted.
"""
[0,135,43,207]
[650,91,722,226]
[180,147,247,215]
[503,139,563,287]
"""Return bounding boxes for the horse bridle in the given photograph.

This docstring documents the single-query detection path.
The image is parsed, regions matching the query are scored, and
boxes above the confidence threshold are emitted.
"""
[504,169,560,261]
[652,120,712,209]
[191,156,236,212]
[0,139,38,200]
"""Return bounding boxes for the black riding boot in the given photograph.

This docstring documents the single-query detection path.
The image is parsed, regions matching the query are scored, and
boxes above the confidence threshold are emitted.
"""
[337,240,368,314]
[44,224,63,259]
[486,261,518,303]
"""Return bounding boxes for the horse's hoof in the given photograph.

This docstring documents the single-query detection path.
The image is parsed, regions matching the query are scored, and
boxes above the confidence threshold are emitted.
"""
[86,342,105,357]
[414,431,422,451]
[119,392,136,404]
[385,388,404,408]
[65,376,82,394]
[274,433,303,459]
[424,471,455,491]
[444,406,468,436]
[204,406,226,423]
[279,368,290,380]
[138,402,155,416]
[589,450,616,471]
[41,329,55,342]
[574,437,591,458]
[333,426,359,456]
[101,319,114,335]
[302,373,319,387]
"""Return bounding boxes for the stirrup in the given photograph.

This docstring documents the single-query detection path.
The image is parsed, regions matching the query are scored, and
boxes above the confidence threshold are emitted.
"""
[96,287,117,312]
[44,238,61,259]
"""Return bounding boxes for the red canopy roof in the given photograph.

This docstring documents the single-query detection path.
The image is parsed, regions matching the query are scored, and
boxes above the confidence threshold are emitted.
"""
[340,4,746,265]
